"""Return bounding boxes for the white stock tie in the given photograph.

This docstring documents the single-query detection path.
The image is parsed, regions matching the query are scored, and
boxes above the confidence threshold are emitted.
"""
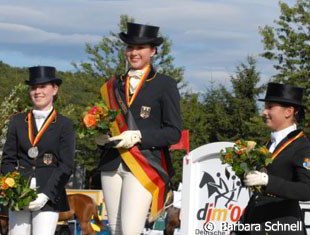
[32,109,50,130]
[128,69,144,94]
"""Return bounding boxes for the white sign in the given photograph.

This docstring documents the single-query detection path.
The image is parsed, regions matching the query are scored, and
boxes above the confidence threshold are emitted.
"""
[180,142,250,235]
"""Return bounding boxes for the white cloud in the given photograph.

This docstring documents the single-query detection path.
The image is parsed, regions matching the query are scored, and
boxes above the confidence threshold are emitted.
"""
[0,23,101,44]
[0,0,286,92]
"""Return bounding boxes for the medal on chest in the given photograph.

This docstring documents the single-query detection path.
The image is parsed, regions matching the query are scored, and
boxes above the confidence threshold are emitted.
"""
[27,146,39,159]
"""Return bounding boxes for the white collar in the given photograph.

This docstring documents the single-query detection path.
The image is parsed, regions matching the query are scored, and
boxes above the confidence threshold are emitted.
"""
[33,106,53,119]
[271,124,297,146]
[128,65,150,79]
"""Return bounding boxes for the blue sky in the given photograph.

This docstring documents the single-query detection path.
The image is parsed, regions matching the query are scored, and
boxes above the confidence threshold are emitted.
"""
[0,0,295,92]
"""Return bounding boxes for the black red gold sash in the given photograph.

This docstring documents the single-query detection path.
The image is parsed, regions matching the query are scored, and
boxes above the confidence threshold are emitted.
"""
[271,131,305,159]
[28,109,56,147]
[101,77,169,221]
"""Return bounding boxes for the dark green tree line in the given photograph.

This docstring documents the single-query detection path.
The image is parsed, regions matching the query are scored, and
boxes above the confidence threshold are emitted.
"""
[259,0,310,132]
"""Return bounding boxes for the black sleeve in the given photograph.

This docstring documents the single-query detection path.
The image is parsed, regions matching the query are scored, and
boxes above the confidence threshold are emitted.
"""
[1,116,18,174]
[266,139,310,201]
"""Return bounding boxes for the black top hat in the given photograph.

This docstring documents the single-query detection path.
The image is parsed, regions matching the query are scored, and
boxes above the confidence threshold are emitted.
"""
[25,66,62,86]
[119,22,163,46]
[258,82,304,107]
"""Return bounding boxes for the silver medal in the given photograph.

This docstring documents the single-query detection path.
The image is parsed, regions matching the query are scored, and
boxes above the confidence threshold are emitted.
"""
[28,146,38,159]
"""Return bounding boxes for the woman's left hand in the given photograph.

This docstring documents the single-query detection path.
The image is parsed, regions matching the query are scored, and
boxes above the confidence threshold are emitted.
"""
[28,193,49,211]
[109,130,141,149]
[243,170,269,186]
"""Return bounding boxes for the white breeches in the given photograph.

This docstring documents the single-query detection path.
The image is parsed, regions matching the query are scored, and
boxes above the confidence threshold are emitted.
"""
[9,210,59,235]
[101,163,152,235]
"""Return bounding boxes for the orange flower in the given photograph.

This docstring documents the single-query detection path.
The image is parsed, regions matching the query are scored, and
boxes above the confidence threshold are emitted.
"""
[79,101,119,141]
[1,183,8,190]
[83,114,97,128]
[225,153,232,159]
[235,148,245,155]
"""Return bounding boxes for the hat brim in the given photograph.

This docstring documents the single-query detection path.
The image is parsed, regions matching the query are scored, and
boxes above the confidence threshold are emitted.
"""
[25,77,62,86]
[258,97,304,107]
[119,33,163,46]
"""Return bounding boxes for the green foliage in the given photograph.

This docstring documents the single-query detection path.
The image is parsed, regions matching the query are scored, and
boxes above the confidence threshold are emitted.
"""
[259,0,310,133]
[181,93,210,149]
[0,83,31,158]
[201,56,269,143]
[0,61,28,99]
[203,86,234,141]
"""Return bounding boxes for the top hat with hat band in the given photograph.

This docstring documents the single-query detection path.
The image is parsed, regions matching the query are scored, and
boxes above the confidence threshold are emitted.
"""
[258,82,304,107]
[119,22,163,46]
[25,66,62,86]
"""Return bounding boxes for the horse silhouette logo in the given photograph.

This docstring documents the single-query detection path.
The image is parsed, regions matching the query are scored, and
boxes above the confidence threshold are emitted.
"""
[199,168,244,207]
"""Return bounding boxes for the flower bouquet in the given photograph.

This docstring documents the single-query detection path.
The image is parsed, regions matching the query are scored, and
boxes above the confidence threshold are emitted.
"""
[78,101,118,146]
[0,171,37,211]
[220,140,273,192]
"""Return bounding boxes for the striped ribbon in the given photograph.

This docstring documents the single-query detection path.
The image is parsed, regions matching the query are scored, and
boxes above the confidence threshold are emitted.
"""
[28,109,57,146]
[271,131,305,159]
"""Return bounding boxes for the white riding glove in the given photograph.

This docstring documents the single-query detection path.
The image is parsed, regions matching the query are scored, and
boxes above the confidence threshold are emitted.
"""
[243,170,269,186]
[28,193,49,211]
[109,130,142,149]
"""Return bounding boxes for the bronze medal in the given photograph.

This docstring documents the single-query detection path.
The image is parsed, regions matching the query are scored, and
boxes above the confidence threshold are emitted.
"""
[28,146,39,159]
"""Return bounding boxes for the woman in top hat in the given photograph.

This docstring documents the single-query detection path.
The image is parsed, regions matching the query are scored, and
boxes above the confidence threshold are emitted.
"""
[237,82,310,234]
[98,22,181,235]
[1,66,75,235]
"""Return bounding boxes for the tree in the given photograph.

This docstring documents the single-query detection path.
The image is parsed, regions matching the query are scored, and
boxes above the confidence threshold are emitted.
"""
[229,56,268,142]
[259,0,310,130]
[0,84,31,158]
[181,93,210,149]
[202,56,268,143]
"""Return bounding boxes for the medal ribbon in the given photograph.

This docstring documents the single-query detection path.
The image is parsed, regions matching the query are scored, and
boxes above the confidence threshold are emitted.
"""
[271,131,305,159]
[28,109,57,146]
[125,65,151,107]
